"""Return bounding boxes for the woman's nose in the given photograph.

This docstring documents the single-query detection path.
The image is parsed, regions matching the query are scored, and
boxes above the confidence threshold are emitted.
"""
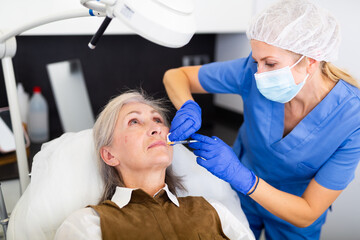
[151,129,159,135]
[148,124,162,136]
[257,64,264,74]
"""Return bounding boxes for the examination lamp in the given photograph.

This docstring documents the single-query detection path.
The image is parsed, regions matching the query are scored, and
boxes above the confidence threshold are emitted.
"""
[0,0,196,194]
[84,0,196,49]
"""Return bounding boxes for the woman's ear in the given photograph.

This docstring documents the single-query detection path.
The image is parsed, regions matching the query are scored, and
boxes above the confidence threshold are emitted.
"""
[306,57,319,74]
[100,146,120,166]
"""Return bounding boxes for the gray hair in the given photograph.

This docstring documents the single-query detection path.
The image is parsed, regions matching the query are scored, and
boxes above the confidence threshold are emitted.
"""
[93,90,183,203]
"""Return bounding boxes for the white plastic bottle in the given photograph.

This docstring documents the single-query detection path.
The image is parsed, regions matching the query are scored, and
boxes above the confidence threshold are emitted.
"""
[28,86,49,143]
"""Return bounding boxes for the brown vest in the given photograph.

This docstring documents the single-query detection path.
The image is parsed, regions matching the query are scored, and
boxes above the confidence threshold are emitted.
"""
[90,189,229,240]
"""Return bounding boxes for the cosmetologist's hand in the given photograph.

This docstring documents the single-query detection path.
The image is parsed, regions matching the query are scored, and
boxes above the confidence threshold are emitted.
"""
[169,100,201,141]
[189,133,256,195]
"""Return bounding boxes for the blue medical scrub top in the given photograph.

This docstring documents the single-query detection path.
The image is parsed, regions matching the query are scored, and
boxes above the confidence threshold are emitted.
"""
[198,53,360,239]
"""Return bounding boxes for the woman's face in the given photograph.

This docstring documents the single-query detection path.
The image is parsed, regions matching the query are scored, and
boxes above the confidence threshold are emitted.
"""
[106,102,173,174]
[251,39,306,84]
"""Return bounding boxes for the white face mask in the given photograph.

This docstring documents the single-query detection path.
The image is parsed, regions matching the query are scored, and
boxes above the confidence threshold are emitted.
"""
[254,56,309,103]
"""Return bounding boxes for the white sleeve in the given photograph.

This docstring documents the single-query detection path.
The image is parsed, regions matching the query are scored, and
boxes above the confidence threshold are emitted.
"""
[54,208,102,240]
[208,199,255,240]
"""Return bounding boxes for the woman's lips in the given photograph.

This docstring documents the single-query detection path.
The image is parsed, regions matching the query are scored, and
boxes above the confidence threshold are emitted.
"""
[148,140,167,149]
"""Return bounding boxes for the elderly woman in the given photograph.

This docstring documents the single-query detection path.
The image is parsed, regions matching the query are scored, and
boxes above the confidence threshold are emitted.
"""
[54,91,254,240]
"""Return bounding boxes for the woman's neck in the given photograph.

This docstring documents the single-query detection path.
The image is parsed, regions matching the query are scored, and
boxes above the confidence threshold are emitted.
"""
[118,168,167,196]
[287,72,336,114]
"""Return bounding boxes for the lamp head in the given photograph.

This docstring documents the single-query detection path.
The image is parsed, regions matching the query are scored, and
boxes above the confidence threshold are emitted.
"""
[82,0,196,48]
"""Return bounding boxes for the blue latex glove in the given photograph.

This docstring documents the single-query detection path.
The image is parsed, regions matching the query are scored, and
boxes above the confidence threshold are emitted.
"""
[169,100,202,142]
[189,133,257,195]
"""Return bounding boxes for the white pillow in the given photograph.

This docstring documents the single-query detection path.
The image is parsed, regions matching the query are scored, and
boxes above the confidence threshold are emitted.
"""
[7,129,248,240]
[7,129,104,240]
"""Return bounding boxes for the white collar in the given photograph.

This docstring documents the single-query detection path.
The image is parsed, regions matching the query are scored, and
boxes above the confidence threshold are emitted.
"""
[111,184,180,208]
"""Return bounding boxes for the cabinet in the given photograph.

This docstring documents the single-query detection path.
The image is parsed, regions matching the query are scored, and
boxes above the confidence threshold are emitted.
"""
[0,0,253,35]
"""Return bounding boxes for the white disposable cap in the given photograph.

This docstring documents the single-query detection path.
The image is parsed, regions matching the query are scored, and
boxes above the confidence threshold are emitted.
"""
[247,0,340,62]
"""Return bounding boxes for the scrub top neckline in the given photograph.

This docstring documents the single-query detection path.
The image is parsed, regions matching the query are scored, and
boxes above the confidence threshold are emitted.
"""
[269,80,349,154]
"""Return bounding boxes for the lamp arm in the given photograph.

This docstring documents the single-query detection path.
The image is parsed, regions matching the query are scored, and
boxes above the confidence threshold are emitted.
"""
[0,8,104,44]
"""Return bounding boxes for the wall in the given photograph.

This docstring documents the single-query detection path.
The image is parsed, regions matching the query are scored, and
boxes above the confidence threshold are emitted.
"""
[214,0,360,239]
[214,33,251,113]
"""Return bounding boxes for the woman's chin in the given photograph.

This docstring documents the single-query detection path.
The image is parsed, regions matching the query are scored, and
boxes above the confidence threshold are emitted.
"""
[149,154,172,168]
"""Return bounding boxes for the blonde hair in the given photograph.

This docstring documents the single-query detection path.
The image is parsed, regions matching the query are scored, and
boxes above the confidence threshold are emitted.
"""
[290,51,359,88]
[321,62,359,88]
[93,90,183,203]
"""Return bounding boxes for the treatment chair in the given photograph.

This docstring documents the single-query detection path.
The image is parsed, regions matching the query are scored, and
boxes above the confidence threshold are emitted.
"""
[6,129,249,240]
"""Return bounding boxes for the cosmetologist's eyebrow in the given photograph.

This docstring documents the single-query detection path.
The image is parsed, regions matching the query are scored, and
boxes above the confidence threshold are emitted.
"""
[252,55,278,62]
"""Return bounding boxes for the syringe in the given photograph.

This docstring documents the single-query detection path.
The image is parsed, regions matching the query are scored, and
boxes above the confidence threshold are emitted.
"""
[167,140,199,146]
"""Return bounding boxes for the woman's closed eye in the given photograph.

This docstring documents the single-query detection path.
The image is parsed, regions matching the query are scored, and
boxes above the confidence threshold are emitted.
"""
[265,62,276,67]
[253,59,276,68]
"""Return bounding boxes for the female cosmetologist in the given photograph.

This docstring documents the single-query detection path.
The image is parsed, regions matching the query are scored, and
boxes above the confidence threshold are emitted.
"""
[163,0,360,239]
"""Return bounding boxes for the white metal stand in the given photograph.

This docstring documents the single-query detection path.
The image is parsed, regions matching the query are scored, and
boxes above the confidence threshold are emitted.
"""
[2,57,29,194]
[0,9,93,194]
